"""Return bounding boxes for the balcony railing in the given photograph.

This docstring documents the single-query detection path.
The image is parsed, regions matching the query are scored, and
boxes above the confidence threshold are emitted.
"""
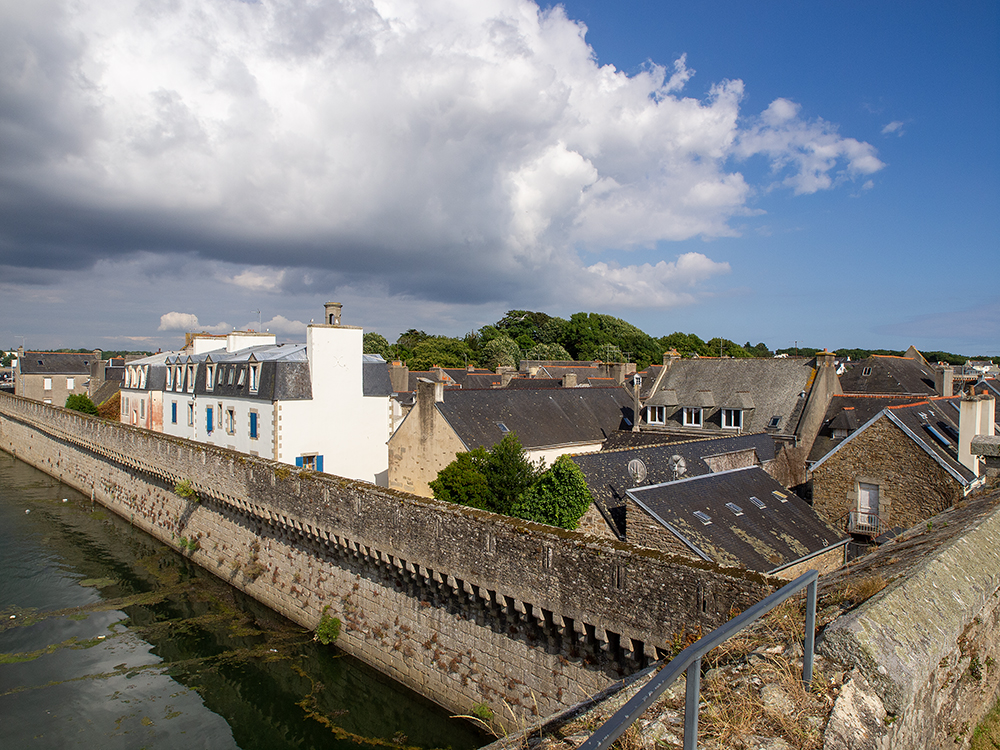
[847,511,883,536]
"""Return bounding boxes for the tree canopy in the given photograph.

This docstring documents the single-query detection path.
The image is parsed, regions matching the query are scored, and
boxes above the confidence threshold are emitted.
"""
[65,394,98,416]
[430,434,592,530]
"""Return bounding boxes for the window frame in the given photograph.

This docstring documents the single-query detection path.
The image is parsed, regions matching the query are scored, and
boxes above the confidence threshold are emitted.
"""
[722,408,743,430]
[682,407,703,427]
[646,405,666,425]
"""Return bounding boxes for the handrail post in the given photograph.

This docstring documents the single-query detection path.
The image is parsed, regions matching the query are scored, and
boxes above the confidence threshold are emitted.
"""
[803,578,817,687]
[683,656,701,750]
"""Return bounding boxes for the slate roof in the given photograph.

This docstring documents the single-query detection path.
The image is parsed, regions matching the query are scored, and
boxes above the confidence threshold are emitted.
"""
[812,397,979,487]
[627,466,848,574]
[90,379,122,407]
[435,387,635,453]
[362,355,394,397]
[19,352,94,375]
[839,355,937,395]
[573,433,777,539]
[807,394,926,464]
[643,357,817,434]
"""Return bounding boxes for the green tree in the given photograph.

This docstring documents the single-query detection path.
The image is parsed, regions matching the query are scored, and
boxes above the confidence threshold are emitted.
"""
[428,448,493,510]
[660,332,709,357]
[481,335,520,370]
[1,352,13,367]
[406,337,476,370]
[363,332,390,357]
[65,394,99,416]
[525,342,572,361]
[593,343,625,362]
[560,312,662,367]
[511,455,594,529]
[430,433,541,516]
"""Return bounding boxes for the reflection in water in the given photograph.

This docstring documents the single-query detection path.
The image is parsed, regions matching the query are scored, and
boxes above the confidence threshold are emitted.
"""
[0,452,484,750]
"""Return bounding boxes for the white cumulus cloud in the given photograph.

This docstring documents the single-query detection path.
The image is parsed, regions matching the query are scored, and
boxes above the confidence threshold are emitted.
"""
[1,0,884,313]
[158,312,229,333]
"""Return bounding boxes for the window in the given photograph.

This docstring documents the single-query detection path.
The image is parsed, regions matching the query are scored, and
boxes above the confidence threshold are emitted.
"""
[725,502,744,516]
[749,496,766,509]
[140,399,145,419]
[249,365,260,393]
[237,368,245,387]
[44,398,52,404]
[722,408,742,430]
[187,403,194,426]
[682,407,703,427]
[646,405,665,424]
[767,415,781,429]
[226,408,235,434]
[67,377,75,390]
[771,490,788,503]
[206,365,214,391]
[43,377,52,391]
[206,406,214,434]
[296,454,323,471]
[218,403,223,428]
[861,366,872,376]
[166,368,173,389]
[186,365,195,392]
[139,367,146,389]
[171,401,178,424]
[249,411,258,439]
[227,367,235,385]
[218,368,225,386]
[693,510,712,525]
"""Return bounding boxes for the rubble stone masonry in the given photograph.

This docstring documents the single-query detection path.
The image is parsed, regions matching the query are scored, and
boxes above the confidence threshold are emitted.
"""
[0,393,771,727]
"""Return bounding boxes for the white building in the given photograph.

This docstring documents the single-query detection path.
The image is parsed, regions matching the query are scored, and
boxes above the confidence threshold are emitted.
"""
[121,304,393,485]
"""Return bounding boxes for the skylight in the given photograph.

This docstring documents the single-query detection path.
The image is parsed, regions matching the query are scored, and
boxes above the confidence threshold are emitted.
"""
[922,423,952,448]
[693,511,712,525]
[496,422,510,433]
[725,503,744,516]
[772,490,788,503]
[749,496,766,509]
[768,416,781,428]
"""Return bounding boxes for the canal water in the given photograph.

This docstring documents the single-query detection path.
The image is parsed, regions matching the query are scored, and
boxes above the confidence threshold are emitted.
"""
[0,452,485,750]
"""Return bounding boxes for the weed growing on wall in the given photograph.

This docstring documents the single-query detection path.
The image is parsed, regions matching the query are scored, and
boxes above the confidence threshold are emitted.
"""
[315,606,341,645]
[174,479,198,502]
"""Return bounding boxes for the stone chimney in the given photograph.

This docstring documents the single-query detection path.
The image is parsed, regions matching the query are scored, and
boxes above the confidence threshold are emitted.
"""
[563,373,578,388]
[959,388,997,474]
[387,360,409,393]
[323,302,343,326]
[662,349,681,369]
[499,367,517,387]
[935,366,955,397]
[417,377,444,410]
[816,349,835,369]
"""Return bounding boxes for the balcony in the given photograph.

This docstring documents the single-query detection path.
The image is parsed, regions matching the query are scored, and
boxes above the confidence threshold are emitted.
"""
[847,511,883,536]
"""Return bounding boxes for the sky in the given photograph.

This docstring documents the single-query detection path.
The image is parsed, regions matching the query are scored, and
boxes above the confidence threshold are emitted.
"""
[1,0,997,356]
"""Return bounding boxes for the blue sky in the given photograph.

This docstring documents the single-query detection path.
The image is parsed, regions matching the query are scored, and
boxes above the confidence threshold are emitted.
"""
[1,0,997,356]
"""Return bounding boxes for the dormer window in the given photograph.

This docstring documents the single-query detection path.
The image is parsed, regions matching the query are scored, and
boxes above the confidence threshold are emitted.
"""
[138,366,147,390]
[249,364,260,393]
[722,408,742,430]
[166,368,173,390]
[206,365,215,391]
[862,366,872,376]
[237,368,245,387]
[682,407,703,427]
[227,367,235,385]
[646,405,665,425]
[186,365,195,392]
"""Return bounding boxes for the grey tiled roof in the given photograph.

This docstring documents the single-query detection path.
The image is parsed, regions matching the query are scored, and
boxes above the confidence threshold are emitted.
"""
[436,387,635,452]
[573,433,777,538]
[363,358,393,397]
[644,358,817,434]
[19,352,94,375]
[627,466,847,573]
[839,355,937,395]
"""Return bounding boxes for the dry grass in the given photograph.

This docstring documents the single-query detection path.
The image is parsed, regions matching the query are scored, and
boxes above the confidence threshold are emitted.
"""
[829,574,887,608]
[971,693,1000,750]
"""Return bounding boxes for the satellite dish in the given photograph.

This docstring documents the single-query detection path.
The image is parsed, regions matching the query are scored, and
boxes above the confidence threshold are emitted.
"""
[627,458,647,485]
[669,455,687,480]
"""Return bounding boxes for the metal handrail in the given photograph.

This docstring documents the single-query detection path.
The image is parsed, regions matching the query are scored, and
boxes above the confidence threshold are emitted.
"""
[578,569,818,750]
[847,511,882,536]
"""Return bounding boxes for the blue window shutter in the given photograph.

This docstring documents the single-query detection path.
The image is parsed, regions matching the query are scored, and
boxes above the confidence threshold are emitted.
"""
[295,457,303,468]
[171,402,177,424]
[315,455,323,472]
[249,412,257,438]
[206,407,213,433]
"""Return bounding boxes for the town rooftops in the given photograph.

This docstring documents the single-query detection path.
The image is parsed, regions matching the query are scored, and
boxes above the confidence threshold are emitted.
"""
[573,432,777,539]
[627,466,847,574]
[811,396,981,487]
[641,357,819,434]
[433,386,635,452]
[19,351,95,375]
[839,354,938,395]
[807,393,929,464]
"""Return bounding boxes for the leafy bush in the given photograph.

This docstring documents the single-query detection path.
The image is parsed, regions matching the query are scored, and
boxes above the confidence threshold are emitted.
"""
[315,607,341,645]
[511,455,594,530]
[174,479,198,501]
[65,394,99,415]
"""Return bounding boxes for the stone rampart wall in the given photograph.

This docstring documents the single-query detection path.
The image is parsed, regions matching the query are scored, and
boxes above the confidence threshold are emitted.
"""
[0,393,772,725]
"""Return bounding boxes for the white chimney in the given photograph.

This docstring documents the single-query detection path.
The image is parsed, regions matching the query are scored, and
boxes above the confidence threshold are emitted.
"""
[959,389,996,474]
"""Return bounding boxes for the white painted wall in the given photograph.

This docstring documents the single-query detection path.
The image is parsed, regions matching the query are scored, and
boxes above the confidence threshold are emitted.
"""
[528,441,604,468]
[277,324,390,485]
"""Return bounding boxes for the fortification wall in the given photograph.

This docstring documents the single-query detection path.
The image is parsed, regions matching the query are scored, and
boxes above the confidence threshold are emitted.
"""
[821,496,1000,749]
[0,393,772,726]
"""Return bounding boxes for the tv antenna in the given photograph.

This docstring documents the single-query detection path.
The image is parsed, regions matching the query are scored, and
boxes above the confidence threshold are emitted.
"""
[627,458,647,486]
[668,454,687,481]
